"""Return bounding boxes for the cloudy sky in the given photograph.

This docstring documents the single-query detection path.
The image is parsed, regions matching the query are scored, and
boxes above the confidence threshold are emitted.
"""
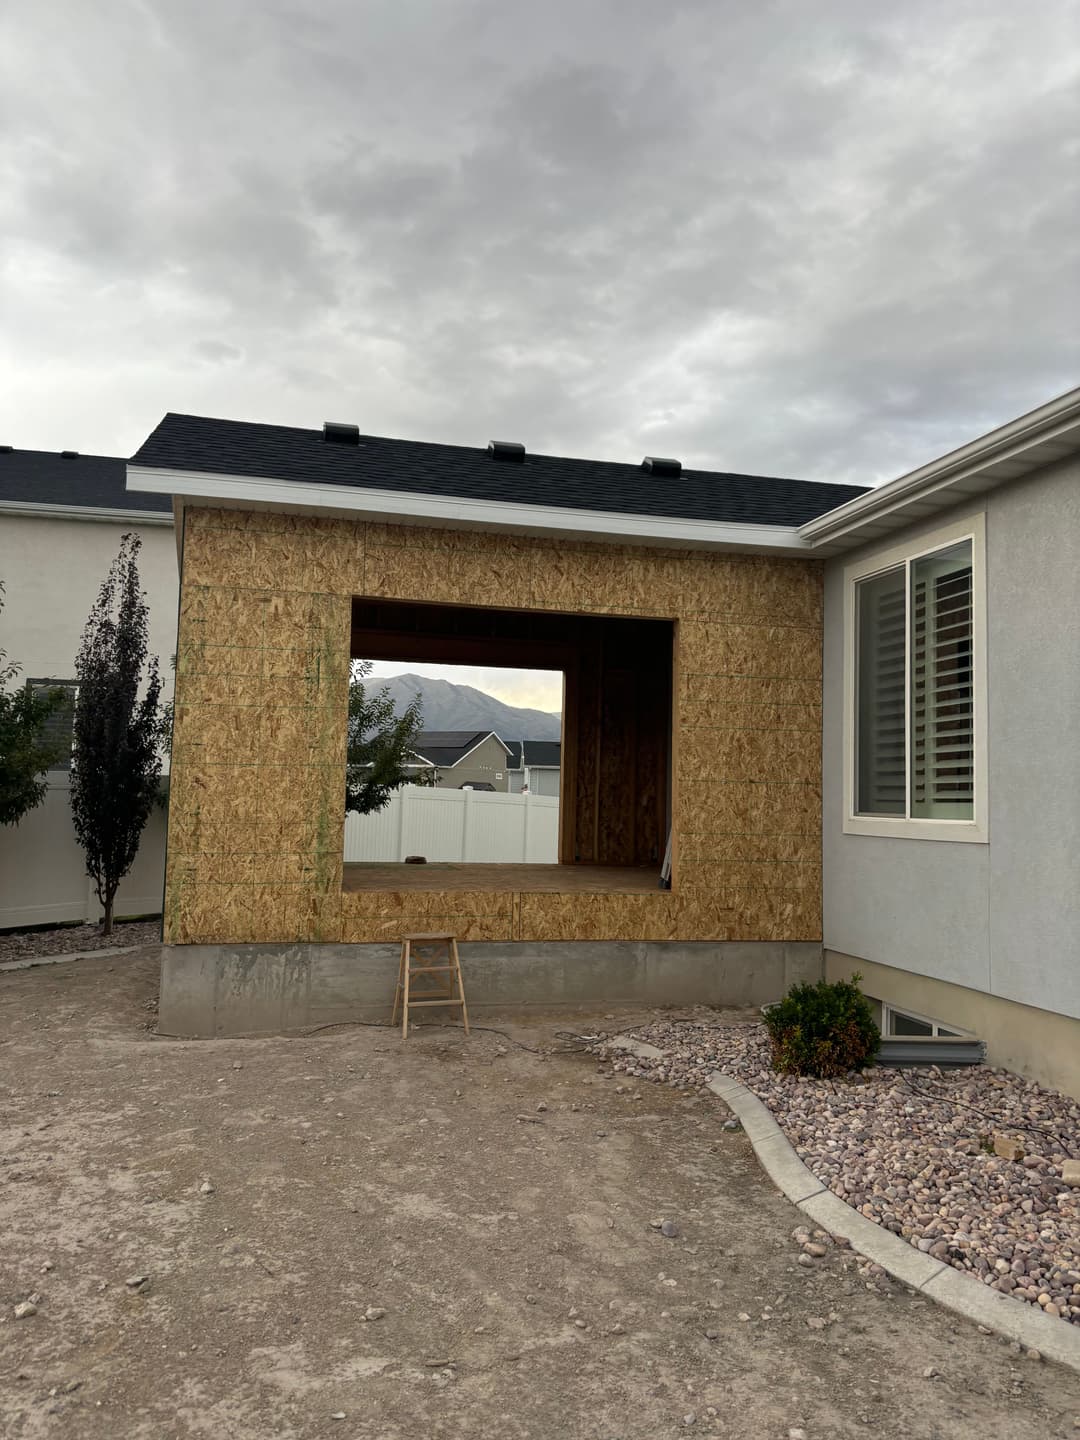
[367,660,562,714]
[3,0,1078,494]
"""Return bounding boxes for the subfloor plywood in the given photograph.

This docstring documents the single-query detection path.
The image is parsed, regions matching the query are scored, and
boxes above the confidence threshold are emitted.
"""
[342,862,661,894]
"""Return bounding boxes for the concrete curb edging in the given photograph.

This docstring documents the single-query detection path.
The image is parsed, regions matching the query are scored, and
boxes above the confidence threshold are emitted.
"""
[609,1037,1080,1374]
[0,945,141,973]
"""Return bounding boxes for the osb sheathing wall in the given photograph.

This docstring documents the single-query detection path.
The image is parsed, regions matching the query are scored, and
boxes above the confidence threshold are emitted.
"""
[165,506,823,946]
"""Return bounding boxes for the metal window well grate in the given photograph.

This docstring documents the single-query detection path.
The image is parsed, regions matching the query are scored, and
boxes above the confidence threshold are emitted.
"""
[759,1005,986,1068]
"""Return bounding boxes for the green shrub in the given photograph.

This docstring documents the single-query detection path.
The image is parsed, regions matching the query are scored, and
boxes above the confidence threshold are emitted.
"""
[763,973,880,1078]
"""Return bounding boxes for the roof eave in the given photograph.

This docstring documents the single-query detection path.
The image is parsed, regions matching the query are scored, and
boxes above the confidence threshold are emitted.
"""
[127,464,814,556]
[0,499,174,526]
[799,386,1080,555]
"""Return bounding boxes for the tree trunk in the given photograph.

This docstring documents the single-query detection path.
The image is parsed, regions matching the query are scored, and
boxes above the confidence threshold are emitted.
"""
[102,890,115,937]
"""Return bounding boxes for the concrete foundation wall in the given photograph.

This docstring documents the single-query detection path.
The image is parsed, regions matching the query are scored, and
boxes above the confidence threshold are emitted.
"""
[158,940,823,1039]
[826,951,1080,1100]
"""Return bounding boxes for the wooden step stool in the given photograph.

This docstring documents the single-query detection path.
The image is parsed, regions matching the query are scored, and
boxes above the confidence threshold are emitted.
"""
[392,933,470,1039]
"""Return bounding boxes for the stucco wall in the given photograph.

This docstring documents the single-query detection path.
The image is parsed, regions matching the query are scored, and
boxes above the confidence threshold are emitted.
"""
[166,506,825,946]
[1,513,178,691]
[823,453,1080,1021]
[0,512,176,928]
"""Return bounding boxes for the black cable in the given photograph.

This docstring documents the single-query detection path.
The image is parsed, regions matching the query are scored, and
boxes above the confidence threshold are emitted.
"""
[896,1068,1078,1160]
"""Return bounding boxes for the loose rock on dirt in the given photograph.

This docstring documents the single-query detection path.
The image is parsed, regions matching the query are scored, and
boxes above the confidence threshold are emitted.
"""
[595,1018,1080,1325]
[3,954,1079,1439]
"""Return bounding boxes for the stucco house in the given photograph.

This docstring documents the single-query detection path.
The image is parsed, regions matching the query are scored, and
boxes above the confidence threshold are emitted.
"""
[125,391,1079,1098]
[505,740,561,797]
[412,730,513,791]
[0,448,175,927]
[812,387,1080,1096]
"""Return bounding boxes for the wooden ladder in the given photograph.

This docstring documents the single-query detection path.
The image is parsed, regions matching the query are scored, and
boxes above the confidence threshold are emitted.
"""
[392,932,470,1039]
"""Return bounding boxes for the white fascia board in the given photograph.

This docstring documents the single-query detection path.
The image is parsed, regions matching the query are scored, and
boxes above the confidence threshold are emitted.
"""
[800,385,1080,549]
[0,500,173,526]
[127,464,810,555]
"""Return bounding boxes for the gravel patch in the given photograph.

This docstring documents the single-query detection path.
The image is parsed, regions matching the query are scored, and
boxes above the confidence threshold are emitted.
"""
[0,918,160,962]
[594,1018,1080,1326]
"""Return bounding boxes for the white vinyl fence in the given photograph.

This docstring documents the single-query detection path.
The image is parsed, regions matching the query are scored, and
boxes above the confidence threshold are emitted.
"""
[344,786,559,864]
[0,776,166,929]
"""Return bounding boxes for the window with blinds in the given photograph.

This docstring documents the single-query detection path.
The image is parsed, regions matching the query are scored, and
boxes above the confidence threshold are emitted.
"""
[28,680,79,772]
[853,537,975,822]
[910,543,974,819]
[855,566,906,815]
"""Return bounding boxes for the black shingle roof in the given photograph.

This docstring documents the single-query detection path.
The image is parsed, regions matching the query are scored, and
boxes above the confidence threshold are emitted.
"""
[413,730,509,768]
[523,740,561,767]
[0,449,173,515]
[131,413,868,528]
[505,740,561,768]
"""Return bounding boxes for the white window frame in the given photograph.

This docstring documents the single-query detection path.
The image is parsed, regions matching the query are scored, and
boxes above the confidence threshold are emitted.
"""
[842,511,987,842]
[882,1003,973,1039]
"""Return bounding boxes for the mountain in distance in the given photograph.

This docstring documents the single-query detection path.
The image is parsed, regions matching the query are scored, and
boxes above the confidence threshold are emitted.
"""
[373,672,562,741]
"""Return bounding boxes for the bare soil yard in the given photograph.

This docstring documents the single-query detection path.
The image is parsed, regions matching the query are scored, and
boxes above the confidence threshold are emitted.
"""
[2,952,1078,1440]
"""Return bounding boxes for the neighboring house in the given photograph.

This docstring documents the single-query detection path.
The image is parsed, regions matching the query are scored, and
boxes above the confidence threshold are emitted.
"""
[505,740,561,797]
[412,731,513,791]
[124,392,1080,1099]
[0,448,175,927]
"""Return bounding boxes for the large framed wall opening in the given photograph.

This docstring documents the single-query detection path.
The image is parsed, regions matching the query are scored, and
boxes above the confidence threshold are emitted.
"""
[348,597,674,894]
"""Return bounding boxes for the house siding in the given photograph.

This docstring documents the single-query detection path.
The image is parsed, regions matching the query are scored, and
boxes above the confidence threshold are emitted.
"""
[822,452,1080,1027]
[165,506,825,947]
[0,512,177,928]
[434,735,512,791]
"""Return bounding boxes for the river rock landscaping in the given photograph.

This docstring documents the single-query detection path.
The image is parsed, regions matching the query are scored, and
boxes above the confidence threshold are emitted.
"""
[594,1018,1080,1327]
[0,919,160,964]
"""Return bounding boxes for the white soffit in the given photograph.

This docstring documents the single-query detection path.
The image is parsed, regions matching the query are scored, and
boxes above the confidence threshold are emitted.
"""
[127,464,811,555]
[801,386,1080,556]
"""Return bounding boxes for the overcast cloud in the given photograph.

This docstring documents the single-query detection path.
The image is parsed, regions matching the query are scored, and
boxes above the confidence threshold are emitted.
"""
[2,0,1078,483]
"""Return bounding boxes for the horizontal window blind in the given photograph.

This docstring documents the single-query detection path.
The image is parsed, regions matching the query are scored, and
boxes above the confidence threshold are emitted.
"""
[855,565,906,815]
[852,536,975,823]
[28,680,78,772]
[910,544,974,819]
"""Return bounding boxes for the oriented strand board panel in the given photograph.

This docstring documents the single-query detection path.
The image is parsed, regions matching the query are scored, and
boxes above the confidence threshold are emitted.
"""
[165,506,823,946]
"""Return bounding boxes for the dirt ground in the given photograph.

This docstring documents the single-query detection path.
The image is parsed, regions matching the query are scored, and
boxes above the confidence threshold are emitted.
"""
[2,953,1078,1440]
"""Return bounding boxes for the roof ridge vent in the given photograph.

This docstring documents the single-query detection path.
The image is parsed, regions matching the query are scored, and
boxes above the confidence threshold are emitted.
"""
[488,440,525,464]
[60,450,80,459]
[642,455,681,477]
[323,421,360,445]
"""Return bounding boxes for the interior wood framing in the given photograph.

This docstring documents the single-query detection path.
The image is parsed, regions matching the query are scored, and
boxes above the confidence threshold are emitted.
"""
[351,598,672,869]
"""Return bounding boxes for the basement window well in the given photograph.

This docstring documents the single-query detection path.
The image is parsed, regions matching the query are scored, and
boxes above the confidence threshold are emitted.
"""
[342,597,674,895]
[882,1004,969,1039]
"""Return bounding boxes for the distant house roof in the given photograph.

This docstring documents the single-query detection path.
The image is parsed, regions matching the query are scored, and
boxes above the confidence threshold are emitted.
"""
[505,740,561,769]
[1,449,173,518]
[130,414,868,528]
[412,730,511,768]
